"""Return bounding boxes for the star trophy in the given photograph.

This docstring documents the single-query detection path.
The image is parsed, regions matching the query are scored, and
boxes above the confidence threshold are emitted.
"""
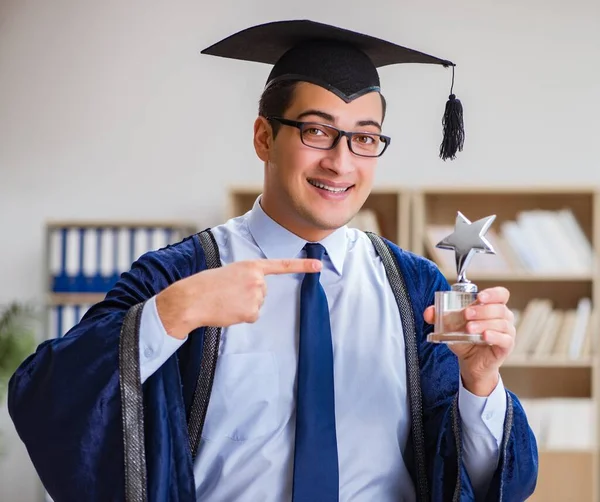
[427,211,497,344]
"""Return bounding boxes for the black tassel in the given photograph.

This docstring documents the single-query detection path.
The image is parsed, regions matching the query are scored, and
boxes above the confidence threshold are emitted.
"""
[439,66,464,161]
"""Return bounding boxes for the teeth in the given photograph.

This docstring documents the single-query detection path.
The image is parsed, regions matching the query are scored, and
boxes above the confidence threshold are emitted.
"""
[309,180,349,193]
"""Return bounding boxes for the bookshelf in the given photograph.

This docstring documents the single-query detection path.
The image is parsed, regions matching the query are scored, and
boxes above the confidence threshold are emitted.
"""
[412,186,599,502]
[44,220,197,311]
[229,185,600,501]
[43,220,196,343]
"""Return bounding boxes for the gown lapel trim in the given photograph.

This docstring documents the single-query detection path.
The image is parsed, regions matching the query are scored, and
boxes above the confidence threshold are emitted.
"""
[451,395,462,501]
[119,301,148,502]
[187,230,224,459]
[499,393,514,501]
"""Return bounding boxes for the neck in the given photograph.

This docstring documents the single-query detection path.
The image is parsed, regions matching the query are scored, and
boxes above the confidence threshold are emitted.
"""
[260,192,336,243]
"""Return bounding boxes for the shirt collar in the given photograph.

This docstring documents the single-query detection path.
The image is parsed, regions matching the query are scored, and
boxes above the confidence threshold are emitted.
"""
[246,196,347,275]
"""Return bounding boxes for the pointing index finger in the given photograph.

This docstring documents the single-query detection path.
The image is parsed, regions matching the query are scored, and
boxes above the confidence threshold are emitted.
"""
[260,258,322,275]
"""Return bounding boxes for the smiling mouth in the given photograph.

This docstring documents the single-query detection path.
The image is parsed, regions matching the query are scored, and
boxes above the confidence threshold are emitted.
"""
[307,179,354,193]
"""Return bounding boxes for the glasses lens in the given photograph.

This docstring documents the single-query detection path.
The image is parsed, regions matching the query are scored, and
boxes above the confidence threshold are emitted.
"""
[350,133,387,157]
[300,123,339,149]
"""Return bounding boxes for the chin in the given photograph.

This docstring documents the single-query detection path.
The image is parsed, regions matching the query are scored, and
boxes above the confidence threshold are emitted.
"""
[306,213,352,232]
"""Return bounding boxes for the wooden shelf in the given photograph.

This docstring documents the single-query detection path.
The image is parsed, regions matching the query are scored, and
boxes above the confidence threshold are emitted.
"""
[413,185,596,194]
[46,220,197,230]
[528,450,596,501]
[538,448,597,454]
[441,272,595,282]
[501,365,592,398]
[504,356,594,368]
[48,293,106,306]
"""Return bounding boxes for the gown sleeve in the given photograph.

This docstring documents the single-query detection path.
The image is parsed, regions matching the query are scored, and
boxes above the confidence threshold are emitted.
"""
[413,256,539,501]
[7,236,201,502]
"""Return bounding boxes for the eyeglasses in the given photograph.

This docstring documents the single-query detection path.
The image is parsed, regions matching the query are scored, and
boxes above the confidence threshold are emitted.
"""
[267,116,391,158]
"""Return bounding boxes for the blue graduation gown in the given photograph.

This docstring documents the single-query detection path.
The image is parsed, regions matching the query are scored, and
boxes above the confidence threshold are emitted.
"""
[8,233,538,501]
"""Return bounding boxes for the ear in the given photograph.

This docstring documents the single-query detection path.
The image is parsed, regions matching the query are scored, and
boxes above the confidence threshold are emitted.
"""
[253,116,272,162]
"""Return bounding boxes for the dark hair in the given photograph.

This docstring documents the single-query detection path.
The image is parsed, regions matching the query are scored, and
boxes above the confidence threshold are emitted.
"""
[258,80,388,137]
[258,80,299,137]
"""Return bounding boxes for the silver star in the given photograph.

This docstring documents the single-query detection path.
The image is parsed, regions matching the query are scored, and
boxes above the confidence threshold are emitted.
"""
[436,211,496,283]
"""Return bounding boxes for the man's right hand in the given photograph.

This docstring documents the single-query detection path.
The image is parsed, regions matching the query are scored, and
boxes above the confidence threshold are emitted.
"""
[155,258,322,339]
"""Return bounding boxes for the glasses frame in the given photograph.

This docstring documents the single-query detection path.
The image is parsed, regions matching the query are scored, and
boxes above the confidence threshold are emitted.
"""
[267,116,391,158]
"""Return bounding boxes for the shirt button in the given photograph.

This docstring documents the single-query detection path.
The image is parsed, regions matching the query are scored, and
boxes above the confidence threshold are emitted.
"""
[144,347,154,358]
[484,412,493,420]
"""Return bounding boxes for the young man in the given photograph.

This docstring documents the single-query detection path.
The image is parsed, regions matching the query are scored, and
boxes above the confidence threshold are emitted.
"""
[9,20,537,502]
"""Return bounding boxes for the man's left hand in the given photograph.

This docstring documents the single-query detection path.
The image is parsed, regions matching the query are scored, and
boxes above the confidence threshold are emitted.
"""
[423,286,516,397]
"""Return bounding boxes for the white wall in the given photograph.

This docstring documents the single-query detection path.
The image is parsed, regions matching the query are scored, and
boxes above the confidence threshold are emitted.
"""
[1,0,599,500]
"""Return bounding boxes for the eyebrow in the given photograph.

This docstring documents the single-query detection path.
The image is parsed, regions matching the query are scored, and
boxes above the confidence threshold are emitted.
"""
[295,109,382,131]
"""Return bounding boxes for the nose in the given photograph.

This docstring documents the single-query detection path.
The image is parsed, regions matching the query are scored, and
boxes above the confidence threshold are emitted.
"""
[319,136,356,176]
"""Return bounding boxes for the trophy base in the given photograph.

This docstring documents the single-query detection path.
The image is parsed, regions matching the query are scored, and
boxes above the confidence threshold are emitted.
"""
[429,288,484,345]
[427,332,485,344]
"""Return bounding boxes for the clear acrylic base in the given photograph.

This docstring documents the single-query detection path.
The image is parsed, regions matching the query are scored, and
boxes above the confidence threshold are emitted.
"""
[427,289,486,344]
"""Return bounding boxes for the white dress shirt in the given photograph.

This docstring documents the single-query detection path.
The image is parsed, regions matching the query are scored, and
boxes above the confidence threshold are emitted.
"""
[138,196,507,502]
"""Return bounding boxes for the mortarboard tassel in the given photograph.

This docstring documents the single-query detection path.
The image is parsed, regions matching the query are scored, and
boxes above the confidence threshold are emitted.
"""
[439,65,464,161]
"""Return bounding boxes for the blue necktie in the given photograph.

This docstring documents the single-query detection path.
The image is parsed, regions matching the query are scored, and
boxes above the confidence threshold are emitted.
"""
[292,243,339,501]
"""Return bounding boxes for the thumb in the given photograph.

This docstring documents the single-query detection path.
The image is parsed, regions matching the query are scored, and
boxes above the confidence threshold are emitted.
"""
[423,305,435,325]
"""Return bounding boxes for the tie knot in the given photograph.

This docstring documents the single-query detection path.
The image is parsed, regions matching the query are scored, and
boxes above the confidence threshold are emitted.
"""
[304,243,325,261]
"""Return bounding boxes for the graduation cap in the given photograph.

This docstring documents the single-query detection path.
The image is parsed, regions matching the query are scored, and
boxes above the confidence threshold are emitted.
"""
[201,19,464,161]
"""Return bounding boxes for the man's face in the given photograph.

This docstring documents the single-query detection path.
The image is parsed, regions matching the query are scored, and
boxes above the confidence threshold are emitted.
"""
[258,82,384,240]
